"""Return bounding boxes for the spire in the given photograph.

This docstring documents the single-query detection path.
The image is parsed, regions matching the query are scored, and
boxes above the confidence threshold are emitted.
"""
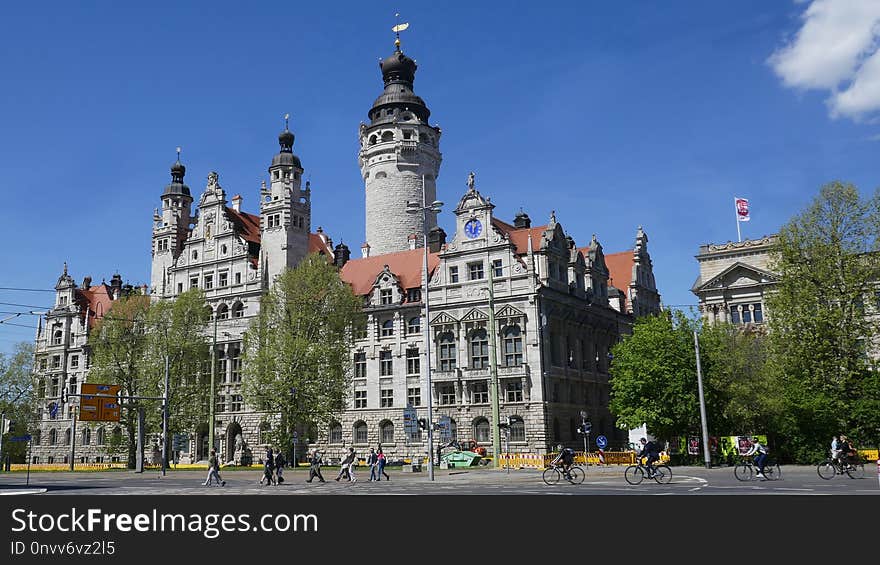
[164,147,191,197]
[278,113,294,153]
[392,13,410,52]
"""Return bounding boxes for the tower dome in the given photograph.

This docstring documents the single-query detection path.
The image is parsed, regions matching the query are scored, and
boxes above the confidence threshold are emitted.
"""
[271,126,302,169]
[380,49,417,85]
[163,158,191,197]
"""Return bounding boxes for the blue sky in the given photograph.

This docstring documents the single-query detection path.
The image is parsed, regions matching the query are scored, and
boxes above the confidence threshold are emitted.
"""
[3,0,880,354]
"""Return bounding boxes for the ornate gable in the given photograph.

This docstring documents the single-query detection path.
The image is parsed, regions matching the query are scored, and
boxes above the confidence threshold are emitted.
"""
[461,308,489,322]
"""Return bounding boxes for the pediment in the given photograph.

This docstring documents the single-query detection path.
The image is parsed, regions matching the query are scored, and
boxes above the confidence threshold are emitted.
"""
[695,262,778,293]
[461,308,488,322]
[495,305,525,319]
[430,312,457,325]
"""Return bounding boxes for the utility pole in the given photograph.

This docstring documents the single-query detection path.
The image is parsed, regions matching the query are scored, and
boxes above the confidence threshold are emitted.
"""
[136,407,145,473]
[487,263,501,469]
[69,404,77,471]
[209,314,218,456]
[162,354,169,476]
[694,331,711,469]
[0,411,5,472]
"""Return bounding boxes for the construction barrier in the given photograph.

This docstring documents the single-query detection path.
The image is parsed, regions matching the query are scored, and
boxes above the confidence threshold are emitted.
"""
[495,451,670,469]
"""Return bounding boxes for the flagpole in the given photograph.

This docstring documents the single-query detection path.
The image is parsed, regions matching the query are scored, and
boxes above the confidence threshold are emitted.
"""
[735,198,742,243]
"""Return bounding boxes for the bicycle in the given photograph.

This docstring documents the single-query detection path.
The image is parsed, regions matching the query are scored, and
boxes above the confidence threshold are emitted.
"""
[624,456,672,485]
[733,455,781,481]
[816,455,866,480]
[542,462,585,485]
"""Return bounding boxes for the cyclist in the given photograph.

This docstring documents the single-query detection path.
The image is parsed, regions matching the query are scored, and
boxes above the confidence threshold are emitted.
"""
[638,437,661,478]
[830,435,840,465]
[551,444,576,479]
[838,435,856,469]
[745,436,769,479]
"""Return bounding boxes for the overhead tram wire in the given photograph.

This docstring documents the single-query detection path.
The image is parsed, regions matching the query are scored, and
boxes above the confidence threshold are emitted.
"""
[0,301,52,309]
[0,287,55,292]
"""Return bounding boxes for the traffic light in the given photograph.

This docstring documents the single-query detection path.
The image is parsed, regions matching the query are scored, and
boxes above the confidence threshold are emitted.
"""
[418,418,427,431]
[2,420,14,434]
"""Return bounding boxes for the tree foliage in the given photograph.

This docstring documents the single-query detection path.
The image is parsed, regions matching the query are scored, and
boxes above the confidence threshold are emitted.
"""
[0,341,35,462]
[766,181,880,461]
[241,254,362,453]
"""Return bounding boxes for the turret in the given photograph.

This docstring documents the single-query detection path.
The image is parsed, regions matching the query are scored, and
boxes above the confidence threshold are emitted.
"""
[151,151,193,297]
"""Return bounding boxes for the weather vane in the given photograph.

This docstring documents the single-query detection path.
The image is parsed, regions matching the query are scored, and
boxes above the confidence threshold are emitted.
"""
[284,113,290,130]
[392,13,409,50]
[176,146,181,161]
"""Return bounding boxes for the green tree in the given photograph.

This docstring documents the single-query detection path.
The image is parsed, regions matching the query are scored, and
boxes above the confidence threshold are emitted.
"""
[766,181,880,462]
[609,311,707,440]
[242,254,362,459]
[0,342,35,464]
[87,294,151,467]
[142,289,211,441]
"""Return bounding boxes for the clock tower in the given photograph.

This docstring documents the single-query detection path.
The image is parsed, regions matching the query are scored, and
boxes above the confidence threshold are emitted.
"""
[359,35,442,256]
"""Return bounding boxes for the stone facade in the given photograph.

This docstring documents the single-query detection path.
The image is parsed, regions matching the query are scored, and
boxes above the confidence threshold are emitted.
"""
[691,236,778,328]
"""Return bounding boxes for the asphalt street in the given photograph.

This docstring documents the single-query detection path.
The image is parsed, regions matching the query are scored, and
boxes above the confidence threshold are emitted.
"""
[1,464,878,495]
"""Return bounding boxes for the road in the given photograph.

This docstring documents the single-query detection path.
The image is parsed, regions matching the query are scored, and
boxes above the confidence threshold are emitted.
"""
[1,464,877,495]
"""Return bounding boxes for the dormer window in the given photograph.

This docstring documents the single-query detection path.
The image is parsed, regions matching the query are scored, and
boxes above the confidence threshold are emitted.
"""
[380,289,393,305]
[59,296,67,306]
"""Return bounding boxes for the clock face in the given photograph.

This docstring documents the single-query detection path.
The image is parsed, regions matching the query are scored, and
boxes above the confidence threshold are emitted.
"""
[464,219,483,239]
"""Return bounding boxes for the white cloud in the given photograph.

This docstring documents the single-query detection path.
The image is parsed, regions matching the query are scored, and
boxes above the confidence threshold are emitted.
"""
[768,0,880,120]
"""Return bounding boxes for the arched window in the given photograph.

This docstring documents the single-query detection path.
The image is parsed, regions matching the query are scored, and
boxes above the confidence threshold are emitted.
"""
[231,302,244,318]
[205,305,213,321]
[381,319,394,337]
[82,427,91,446]
[381,131,394,142]
[112,426,122,443]
[354,421,368,444]
[503,325,523,366]
[369,134,377,145]
[470,329,489,369]
[407,317,421,334]
[259,421,271,444]
[474,418,490,443]
[64,428,71,445]
[53,330,63,345]
[375,171,387,179]
[510,417,525,442]
[32,430,41,445]
[96,427,105,446]
[49,429,57,445]
[449,418,457,441]
[438,331,456,371]
[216,304,229,320]
[380,421,394,445]
[329,422,343,444]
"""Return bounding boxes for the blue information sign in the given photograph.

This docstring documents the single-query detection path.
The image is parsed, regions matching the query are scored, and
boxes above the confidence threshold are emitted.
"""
[596,435,608,449]
[10,434,32,442]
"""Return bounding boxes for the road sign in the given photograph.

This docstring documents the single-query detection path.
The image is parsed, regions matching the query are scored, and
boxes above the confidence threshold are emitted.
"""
[48,402,58,418]
[596,435,607,449]
[9,435,32,442]
[80,383,121,422]
[438,415,452,443]
[581,421,592,433]
[172,433,189,452]
[403,405,418,440]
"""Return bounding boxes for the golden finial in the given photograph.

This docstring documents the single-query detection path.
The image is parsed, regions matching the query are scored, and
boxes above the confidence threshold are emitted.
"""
[392,13,409,51]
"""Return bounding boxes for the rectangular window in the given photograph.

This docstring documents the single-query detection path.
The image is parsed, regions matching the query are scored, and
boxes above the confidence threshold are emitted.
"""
[753,303,763,323]
[439,337,457,371]
[506,381,524,402]
[449,266,459,284]
[216,395,225,414]
[235,273,242,285]
[177,282,183,294]
[406,348,420,376]
[380,289,393,305]
[268,214,280,228]
[70,355,79,369]
[68,376,77,394]
[354,352,367,379]
[204,274,214,290]
[39,358,47,371]
[493,259,503,278]
[230,395,243,412]
[439,384,456,406]
[353,317,368,339]
[380,350,393,376]
[407,387,421,407]
[470,331,489,369]
[230,348,241,382]
[190,276,199,290]
[354,390,367,409]
[472,381,489,404]
[380,319,394,337]
[742,306,752,324]
[52,355,61,369]
[407,316,421,335]
[468,261,484,281]
[407,288,421,302]
[219,271,228,287]
[380,388,394,408]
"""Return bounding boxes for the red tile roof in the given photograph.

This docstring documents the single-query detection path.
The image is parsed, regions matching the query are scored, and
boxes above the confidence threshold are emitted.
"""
[491,218,548,255]
[309,232,334,259]
[340,248,440,296]
[605,250,634,291]
[225,207,261,245]
[75,284,114,328]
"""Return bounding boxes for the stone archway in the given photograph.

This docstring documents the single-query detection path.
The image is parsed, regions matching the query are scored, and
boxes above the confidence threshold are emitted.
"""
[226,421,243,465]
[195,423,209,462]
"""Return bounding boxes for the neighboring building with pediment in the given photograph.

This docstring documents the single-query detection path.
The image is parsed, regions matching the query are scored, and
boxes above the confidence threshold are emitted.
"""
[691,236,779,328]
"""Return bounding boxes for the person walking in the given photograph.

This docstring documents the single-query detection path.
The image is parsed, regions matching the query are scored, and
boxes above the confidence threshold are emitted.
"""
[306,449,326,483]
[336,447,357,482]
[203,449,226,486]
[260,446,276,486]
[274,448,286,485]
[367,448,379,481]
[377,447,390,481]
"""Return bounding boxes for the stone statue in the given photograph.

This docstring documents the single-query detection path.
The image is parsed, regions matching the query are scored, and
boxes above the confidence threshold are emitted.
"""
[467,171,475,191]
[207,171,219,189]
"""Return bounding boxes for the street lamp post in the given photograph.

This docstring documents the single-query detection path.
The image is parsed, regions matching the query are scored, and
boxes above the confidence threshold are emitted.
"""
[209,314,218,457]
[694,331,711,469]
[406,176,443,482]
[486,263,502,468]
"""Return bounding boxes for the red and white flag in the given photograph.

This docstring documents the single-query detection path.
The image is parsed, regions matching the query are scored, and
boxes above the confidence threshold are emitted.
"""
[735,197,750,222]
